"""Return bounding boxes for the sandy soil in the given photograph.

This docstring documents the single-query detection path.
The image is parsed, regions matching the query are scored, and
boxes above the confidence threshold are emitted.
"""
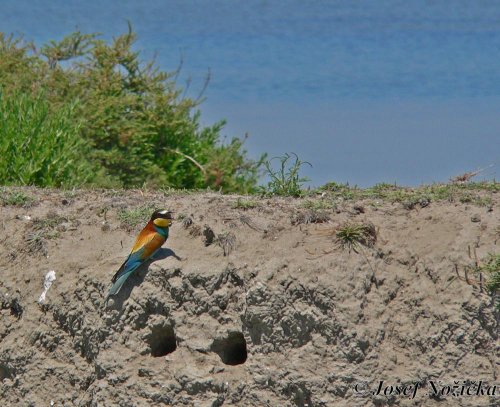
[0,187,498,406]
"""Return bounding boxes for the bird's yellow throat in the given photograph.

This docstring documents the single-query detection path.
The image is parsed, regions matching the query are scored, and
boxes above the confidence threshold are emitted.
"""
[153,218,172,227]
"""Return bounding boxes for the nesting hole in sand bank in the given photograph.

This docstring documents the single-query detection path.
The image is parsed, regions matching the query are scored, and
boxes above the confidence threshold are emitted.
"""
[211,332,247,365]
[148,325,177,357]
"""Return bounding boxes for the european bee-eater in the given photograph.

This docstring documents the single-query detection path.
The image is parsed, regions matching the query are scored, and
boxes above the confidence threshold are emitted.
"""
[106,210,173,300]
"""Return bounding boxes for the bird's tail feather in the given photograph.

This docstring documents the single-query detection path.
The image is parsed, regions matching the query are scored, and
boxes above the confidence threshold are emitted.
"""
[105,270,134,301]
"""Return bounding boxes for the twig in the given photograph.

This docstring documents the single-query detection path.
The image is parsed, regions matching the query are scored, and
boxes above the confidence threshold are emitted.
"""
[454,263,482,287]
[166,148,206,176]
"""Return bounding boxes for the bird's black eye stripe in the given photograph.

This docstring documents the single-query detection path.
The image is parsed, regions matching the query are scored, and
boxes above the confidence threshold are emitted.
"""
[152,210,173,220]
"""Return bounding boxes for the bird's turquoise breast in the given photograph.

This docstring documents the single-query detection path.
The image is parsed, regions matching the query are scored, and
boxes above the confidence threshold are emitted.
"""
[154,225,169,239]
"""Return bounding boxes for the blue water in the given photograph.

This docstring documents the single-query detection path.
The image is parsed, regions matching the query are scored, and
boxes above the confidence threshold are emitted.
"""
[2,0,500,186]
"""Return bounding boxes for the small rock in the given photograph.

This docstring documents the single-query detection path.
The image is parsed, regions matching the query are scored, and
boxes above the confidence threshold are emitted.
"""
[471,214,481,223]
[15,214,31,221]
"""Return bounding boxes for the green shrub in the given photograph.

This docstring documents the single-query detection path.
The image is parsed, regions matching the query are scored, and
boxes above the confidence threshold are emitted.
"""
[0,90,94,187]
[0,26,263,192]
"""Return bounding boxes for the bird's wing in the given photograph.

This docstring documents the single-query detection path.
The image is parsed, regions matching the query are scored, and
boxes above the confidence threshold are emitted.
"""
[107,231,165,299]
[112,229,165,283]
[130,222,160,254]
[106,219,169,300]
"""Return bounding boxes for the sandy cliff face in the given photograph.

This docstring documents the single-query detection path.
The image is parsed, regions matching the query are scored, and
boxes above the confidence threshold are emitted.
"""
[0,188,498,406]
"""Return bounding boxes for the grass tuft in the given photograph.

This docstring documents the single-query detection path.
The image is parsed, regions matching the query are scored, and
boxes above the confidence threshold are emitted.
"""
[25,232,49,257]
[232,198,258,210]
[25,211,68,256]
[302,199,335,210]
[454,250,500,311]
[0,189,35,207]
[336,222,377,253]
[262,152,311,197]
[318,181,498,207]
[480,254,500,294]
[292,210,330,225]
[217,232,237,256]
[117,205,156,230]
[32,211,67,232]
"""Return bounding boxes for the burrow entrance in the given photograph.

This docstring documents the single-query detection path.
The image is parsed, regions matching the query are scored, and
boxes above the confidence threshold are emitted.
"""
[211,331,247,365]
[147,325,177,357]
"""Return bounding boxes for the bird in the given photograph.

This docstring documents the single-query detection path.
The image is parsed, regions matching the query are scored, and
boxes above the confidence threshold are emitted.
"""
[106,209,173,300]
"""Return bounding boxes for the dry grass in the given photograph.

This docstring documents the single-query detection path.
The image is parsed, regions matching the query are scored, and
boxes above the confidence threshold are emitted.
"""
[292,210,330,225]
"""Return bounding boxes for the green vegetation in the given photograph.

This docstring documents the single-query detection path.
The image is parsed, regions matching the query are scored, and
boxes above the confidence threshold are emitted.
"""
[25,212,69,256]
[32,211,68,233]
[2,28,496,198]
[336,222,377,253]
[481,254,500,294]
[232,198,258,209]
[0,188,35,206]
[318,181,497,207]
[262,153,311,197]
[0,27,263,192]
[453,251,500,311]
[117,204,157,230]
[302,199,335,210]
[0,90,94,187]
[334,222,378,286]
[25,231,49,256]
[475,253,500,310]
